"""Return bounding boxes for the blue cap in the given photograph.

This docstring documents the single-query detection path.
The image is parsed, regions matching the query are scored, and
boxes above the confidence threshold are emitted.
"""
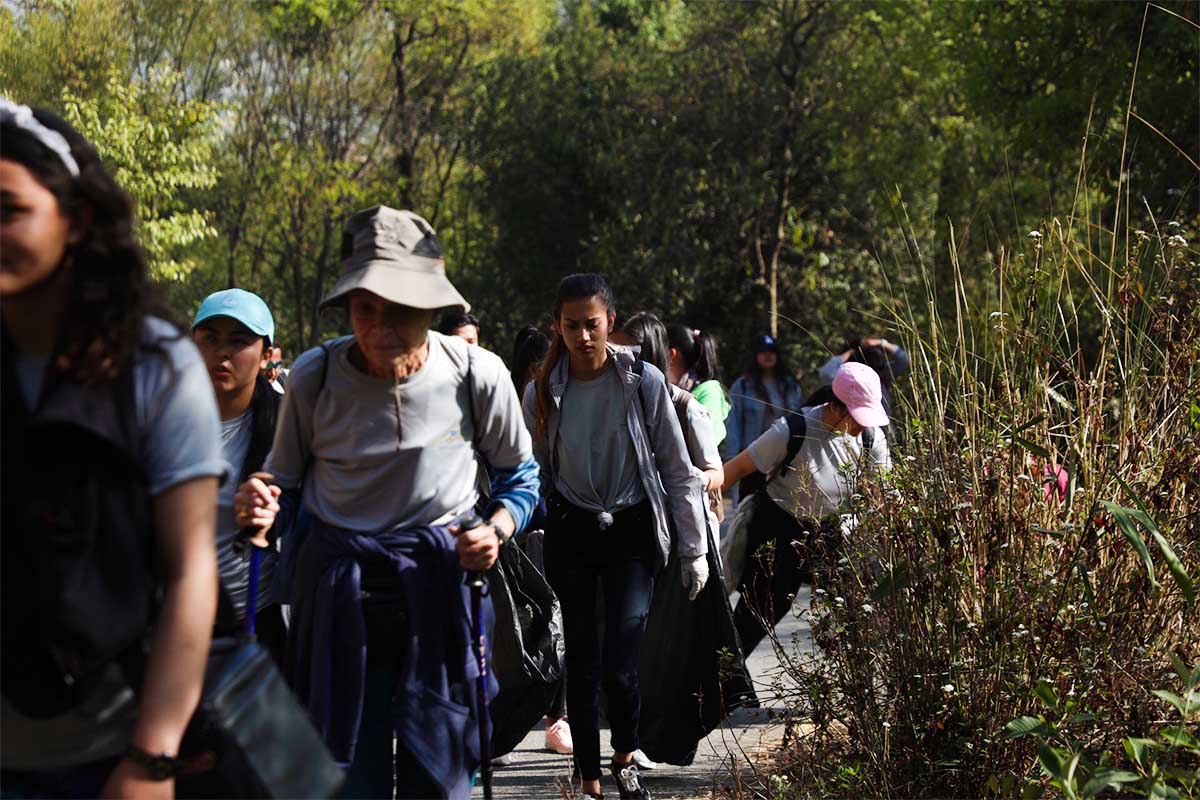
[752,334,778,353]
[192,289,275,344]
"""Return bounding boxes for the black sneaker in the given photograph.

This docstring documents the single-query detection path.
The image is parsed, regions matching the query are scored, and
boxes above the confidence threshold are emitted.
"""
[610,761,652,800]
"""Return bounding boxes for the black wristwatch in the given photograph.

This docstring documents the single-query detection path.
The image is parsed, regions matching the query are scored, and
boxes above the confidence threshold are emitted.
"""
[125,745,182,780]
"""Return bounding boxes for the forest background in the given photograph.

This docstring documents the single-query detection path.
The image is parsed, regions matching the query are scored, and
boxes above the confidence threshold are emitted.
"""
[4,2,1199,796]
[3,0,1195,381]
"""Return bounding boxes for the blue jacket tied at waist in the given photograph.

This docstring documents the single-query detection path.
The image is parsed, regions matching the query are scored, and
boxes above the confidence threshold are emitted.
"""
[284,517,496,799]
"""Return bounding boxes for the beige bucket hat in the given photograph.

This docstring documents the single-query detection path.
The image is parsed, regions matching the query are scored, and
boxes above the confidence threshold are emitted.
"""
[320,206,469,311]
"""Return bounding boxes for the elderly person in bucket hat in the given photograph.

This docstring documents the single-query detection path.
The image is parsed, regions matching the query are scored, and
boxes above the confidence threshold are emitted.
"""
[234,206,539,799]
[719,361,892,655]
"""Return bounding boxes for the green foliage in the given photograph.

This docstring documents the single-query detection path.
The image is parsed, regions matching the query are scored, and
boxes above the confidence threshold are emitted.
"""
[61,71,219,280]
[7,0,1195,369]
[1005,662,1200,798]
[746,196,1199,796]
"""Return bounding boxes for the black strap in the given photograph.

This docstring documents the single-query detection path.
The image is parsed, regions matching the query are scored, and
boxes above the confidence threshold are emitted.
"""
[771,412,808,484]
[298,341,333,485]
[771,413,877,485]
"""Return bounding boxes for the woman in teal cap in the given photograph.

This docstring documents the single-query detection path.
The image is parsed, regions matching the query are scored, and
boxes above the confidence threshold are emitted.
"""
[191,288,287,664]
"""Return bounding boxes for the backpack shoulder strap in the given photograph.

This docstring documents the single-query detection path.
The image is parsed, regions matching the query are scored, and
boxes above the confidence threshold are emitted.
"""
[630,358,646,413]
[770,411,808,484]
[300,341,333,484]
[464,342,481,451]
[672,388,692,434]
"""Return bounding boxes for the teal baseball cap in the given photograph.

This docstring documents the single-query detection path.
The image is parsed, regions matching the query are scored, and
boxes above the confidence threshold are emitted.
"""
[192,289,275,344]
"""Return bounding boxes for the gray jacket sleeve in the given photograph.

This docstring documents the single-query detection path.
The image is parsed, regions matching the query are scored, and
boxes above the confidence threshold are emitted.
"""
[641,369,708,558]
[521,382,552,496]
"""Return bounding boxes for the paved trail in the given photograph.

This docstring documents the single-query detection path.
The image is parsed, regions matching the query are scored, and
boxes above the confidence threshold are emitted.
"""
[474,587,812,800]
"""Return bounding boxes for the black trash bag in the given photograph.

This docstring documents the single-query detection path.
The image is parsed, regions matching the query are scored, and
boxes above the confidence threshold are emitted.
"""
[487,534,566,757]
[637,524,757,766]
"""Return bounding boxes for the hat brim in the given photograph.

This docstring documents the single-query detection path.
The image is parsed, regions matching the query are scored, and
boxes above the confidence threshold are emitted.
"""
[191,310,273,344]
[320,260,470,312]
[848,404,889,428]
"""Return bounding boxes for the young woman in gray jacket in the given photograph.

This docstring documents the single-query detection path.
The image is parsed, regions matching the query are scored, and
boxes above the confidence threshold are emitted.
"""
[523,273,708,800]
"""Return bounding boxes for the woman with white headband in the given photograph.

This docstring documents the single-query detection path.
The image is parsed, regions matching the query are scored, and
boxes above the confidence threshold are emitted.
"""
[0,100,224,797]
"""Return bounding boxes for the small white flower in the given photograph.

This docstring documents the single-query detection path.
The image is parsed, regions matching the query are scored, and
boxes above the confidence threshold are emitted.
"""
[815,588,827,595]
[834,596,845,605]
[1042,569,1054,577]
[966,621,977,629]
[1168,221,1182,228]
[861,604,875,614]
[1167,234,1188,249]
[1000,542,1011,549]
[1033,636,1042,643]
[1066,604,1076,612]
[882,721,891,729]
[942,683,956,694]
[837,557,850,566]
[1028,230,1043,240]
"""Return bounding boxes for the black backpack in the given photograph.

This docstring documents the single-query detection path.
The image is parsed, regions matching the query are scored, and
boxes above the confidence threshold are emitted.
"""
[1,336,158,717]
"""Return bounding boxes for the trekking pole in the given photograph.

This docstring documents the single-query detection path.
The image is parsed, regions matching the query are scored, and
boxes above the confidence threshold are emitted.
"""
[470,570,493,800]
[459,515,493,800]
[239,527,265,637]
[246,545,262,636]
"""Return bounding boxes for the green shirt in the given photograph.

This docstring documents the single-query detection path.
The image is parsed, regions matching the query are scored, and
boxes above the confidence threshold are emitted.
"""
[691,379,730,446]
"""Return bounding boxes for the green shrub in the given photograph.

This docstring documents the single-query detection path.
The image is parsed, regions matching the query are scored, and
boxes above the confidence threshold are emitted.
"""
[749,213,1199,798]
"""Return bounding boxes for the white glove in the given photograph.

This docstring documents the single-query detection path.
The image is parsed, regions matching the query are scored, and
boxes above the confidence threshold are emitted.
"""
[680,554,709,601]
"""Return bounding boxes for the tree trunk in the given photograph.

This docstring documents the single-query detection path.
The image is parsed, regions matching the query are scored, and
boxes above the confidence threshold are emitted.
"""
[393,19,416,208]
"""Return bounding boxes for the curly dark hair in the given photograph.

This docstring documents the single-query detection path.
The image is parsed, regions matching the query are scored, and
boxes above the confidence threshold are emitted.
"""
[1,105,173,383]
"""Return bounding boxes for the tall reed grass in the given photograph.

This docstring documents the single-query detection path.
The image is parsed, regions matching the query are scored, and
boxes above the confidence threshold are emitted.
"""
[752,212,1199,797]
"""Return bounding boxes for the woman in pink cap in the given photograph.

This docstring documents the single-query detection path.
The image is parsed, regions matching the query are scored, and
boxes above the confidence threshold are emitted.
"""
[721,361,891,655]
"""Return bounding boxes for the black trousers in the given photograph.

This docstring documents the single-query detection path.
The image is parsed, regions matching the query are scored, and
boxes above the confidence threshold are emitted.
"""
[544,496,656,782]
[731,495,823,656]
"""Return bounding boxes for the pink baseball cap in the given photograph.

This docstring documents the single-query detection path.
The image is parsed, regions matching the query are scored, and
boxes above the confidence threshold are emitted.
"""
[832,362,890,427]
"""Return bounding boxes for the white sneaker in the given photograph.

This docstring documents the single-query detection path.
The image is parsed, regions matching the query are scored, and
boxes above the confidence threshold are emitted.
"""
[492,751,518,766]
[630,749,658,770]
[544,717,574,754]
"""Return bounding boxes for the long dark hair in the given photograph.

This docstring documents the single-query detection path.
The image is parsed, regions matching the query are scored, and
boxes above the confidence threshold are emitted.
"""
[616,311,669,375]
[745,339,792,402]
[534,273,615,440]
[666,323,720,383]
[1,106,168,383]
[842,337,894,386]
[510,324,549,398]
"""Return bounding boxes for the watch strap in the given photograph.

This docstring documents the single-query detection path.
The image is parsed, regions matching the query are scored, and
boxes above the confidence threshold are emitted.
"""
[125,744,181,780]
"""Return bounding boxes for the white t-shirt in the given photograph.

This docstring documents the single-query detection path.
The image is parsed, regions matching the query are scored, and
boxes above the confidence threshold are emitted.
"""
[265,331,532,532]
[748,405,890,520]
